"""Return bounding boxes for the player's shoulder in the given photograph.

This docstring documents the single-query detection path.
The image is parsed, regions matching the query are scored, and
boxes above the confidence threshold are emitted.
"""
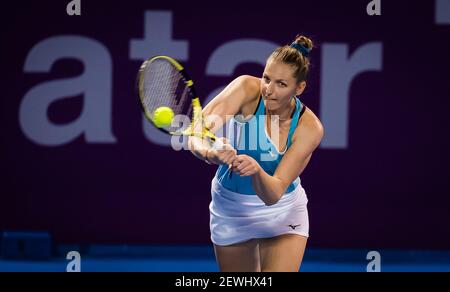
[234,75,261,95]
[293,106,324,144]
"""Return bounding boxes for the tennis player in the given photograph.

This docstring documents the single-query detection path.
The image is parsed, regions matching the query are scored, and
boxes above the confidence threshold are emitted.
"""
[189,35,324,272]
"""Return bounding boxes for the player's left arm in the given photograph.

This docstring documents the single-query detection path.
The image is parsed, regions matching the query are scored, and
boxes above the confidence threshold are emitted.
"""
[233,109,324,205]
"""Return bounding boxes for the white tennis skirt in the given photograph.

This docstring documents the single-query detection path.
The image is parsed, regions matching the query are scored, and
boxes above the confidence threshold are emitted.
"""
[209,177,309,246]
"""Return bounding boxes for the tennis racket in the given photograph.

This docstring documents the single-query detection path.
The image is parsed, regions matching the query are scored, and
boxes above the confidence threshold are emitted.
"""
[137,55,227,151]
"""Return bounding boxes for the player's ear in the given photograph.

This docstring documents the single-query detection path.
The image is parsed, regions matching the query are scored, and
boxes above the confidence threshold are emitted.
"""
[295,81,306,96]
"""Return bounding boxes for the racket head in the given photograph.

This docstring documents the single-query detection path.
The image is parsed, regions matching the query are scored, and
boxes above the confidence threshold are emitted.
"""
[137,56,197,135]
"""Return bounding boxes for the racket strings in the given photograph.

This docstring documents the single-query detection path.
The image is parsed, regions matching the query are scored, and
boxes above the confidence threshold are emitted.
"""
[141,59,192,131]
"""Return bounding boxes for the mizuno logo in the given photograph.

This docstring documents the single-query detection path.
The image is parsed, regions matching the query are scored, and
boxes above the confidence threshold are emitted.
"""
[288,224,301,230]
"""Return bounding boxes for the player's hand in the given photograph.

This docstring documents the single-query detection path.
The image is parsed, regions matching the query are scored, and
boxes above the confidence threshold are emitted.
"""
[207,137,237,165]
[231,154,261,176]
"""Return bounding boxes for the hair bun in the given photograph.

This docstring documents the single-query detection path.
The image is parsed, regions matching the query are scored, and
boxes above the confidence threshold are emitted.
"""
[294,34,314,51]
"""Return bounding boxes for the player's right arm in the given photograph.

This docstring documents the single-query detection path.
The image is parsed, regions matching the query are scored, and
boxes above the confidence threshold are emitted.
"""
[188,75,260,165]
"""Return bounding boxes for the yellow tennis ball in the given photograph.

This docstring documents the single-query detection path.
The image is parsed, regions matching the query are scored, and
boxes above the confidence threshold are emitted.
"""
[153,106,174,128]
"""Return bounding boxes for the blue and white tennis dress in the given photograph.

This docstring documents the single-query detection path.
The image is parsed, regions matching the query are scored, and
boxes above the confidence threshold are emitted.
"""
[209,96,310,246]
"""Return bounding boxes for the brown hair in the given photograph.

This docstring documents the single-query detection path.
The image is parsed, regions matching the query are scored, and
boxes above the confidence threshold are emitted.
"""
[268,34,314,83]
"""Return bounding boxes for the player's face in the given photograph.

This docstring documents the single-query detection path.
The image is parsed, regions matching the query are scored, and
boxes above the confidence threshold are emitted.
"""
[261,59,305,112]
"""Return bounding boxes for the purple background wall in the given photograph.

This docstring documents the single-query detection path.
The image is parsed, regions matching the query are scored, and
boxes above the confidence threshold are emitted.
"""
[1,0,450,249]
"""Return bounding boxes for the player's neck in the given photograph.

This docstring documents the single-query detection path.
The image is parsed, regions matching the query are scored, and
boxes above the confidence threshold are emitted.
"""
[267,98,295,121]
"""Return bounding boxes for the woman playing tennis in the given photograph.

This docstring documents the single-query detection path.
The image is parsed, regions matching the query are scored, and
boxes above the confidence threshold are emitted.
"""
[189,35,324,272]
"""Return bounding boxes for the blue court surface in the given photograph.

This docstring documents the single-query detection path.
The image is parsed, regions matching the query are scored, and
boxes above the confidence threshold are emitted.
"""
[1,245,450,272]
